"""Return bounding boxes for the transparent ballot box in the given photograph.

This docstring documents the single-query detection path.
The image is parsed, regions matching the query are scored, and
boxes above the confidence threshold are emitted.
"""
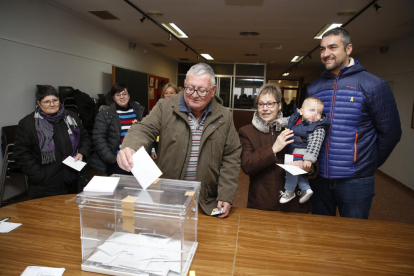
[76,175,200,276]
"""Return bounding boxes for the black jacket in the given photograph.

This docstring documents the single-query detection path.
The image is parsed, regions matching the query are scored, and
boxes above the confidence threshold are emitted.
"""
[89,101,145,172]
[14,110,91,199]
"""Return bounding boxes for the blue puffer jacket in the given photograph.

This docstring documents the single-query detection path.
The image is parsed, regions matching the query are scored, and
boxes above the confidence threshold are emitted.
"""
[306,59,401,179]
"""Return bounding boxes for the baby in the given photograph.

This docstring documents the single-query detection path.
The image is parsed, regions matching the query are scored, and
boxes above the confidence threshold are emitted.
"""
[278,97,330,204]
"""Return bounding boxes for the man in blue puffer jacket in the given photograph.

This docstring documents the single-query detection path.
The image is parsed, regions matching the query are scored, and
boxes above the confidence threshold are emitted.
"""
[306,27,402,219]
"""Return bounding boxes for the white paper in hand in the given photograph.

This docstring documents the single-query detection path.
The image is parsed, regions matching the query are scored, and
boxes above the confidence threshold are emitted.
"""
[62,156,87,171]
[131,146,162,190]
[277,164,307,175]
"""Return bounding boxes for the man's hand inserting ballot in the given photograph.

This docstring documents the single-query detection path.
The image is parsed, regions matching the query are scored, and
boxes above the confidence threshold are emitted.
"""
[117,147,136,172]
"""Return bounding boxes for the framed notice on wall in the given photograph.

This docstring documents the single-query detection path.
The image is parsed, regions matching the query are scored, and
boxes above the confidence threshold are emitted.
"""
[149,88,154,100]
[149,77,154,87]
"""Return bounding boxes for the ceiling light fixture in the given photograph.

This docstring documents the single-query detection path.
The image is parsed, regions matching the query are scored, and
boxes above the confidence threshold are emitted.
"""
[185,47,188,52]
[123,0,206,61]
[282,73,289,76]
[162,23,188,38]
[140,16,146,23]
[314,23,343,39]
[168,33,172,41]
[240,31,260,37]
[201,54,214,60]
[291,56,304,62]
[281,0,379,77]
[197,54,200,59]
[146,11,163,17]
[337,10,356,16]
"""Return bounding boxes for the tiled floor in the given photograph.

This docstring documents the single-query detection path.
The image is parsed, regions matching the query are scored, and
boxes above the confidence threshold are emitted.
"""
[233,169,414,225]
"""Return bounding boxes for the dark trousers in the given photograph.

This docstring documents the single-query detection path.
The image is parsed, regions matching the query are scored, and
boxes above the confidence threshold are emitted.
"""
[309,175,375,219]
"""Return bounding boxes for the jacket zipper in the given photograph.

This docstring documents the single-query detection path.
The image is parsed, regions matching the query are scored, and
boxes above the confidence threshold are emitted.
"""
[354,133,358,162]
[325,70,342,178]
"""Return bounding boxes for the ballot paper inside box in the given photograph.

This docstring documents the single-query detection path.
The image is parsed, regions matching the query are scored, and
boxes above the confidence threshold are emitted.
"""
[76,174,200,276]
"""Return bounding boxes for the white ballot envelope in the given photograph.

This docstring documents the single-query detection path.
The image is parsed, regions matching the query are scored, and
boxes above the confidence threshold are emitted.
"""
[63,156,87,171]
[131,146,163,190]
[277,164,307,175]
[284,154,294,164]
[21,266,65,276]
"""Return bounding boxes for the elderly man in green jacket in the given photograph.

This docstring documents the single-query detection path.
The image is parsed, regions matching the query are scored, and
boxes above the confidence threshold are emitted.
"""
[117,63,242,218]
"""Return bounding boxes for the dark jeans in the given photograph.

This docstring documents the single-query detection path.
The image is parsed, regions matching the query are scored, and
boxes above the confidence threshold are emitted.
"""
[309,175,375,219]
[106,162,132,176]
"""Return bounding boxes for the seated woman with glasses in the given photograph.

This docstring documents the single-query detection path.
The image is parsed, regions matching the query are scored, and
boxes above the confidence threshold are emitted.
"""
[90,83,145,175]
[14,85,92,199]
[238,83,316,212]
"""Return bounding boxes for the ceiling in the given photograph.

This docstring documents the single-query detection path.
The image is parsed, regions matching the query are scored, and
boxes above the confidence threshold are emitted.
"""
[47,0,414,79]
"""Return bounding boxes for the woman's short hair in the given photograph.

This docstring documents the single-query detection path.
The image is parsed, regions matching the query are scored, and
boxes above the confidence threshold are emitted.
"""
[110,83,128,97]
[254,84,282,106]
[36,85,59,102]
[161,83,179,99]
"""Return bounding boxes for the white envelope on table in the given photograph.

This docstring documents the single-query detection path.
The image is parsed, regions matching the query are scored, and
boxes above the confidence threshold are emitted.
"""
[131,146,162,190]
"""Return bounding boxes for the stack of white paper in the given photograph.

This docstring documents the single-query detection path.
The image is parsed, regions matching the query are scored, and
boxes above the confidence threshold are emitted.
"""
[86,232,182,276]
[21,266,65,276]
[83,176,120,195]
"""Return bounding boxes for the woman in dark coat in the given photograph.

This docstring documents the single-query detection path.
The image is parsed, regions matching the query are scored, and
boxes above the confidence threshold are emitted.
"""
[14,85,91,199]
[90,83,144,175]
[238,84,313,213]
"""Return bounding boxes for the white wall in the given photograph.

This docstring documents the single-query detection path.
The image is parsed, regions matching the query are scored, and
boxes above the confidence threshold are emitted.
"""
[354,34,414,189]
[0,0,177,166]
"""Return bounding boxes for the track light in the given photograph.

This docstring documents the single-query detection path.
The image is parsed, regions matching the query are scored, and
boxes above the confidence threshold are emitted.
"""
[185,47,188,52]
[140,16,146,23]
[374,1,381,12]
[168,33,172,41]
[301,60,304,65]
[197,54,200,59]
[309,54,312,59]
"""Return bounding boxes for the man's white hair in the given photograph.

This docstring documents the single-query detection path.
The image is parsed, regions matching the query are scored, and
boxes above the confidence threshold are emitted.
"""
[186,63,216,87]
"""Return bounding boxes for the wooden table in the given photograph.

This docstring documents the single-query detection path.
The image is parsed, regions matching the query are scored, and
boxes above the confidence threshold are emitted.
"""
[0,195,413,275]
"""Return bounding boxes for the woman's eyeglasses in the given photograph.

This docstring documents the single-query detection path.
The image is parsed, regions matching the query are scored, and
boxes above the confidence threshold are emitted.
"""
[41,99,59,106]
[257,101,279,109]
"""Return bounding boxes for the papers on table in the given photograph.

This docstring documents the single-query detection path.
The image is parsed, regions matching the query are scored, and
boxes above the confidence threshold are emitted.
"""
[131,146,162,190]
[0,221,22,233]
[86,232,182,276]
[21,266,65,276]
[277,164,307,175]
[83,176,120,195]
[62,156,87,171]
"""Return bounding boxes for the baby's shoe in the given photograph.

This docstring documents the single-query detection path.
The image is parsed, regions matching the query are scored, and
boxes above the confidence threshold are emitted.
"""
[279,190,295,204]
[299,189,313,204]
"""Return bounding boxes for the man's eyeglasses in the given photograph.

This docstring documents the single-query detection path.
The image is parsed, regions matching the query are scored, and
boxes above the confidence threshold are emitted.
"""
[41,99,59,106]
[184,86,213,97]
[114,92,128,98]
[257,101,279,109]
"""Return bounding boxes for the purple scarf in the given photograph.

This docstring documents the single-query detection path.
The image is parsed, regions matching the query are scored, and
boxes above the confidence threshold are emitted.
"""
[35,104,81,164]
